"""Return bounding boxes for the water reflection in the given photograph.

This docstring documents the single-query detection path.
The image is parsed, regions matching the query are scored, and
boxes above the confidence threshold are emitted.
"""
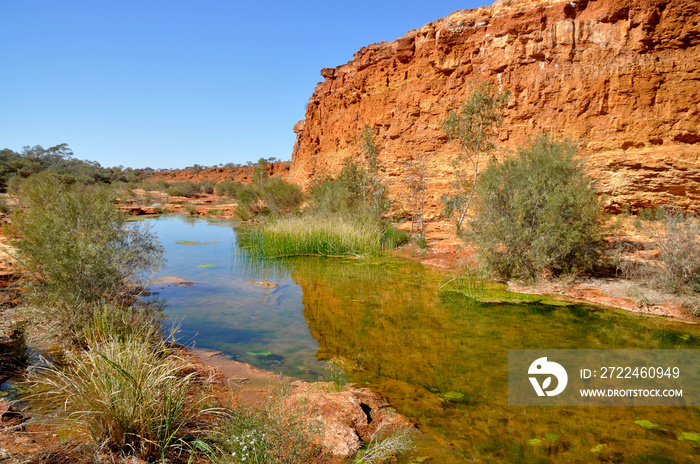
[287,257,700,463]
[151,216,700,463]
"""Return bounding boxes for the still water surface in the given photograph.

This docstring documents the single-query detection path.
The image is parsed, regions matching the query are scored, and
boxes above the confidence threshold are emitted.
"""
[149,216,700,463]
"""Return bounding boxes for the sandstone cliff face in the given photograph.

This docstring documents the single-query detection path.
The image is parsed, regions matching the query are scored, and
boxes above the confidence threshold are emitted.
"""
[290,0,700,217]
[143,162,290,184]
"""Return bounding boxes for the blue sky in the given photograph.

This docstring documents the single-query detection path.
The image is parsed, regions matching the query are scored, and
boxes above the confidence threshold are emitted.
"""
[1,1,488,169]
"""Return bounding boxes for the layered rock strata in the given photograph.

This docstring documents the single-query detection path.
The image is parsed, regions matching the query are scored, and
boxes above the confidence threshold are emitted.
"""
[290,0,700,216]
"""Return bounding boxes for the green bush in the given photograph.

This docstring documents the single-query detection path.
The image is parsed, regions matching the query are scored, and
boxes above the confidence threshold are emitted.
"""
[308,174,356,216]
[472,134,604,280]
[12,174,164,342]
[0,144,139,189]
[0,197,10,214]
[234,178,305,219]
[216,180,242,198]
[234,183,267,219]
[309,126,391,221]
[441,81,510,229]
[165,181,200,197]
[260,177,305,216]
[199,180,216,195]
[138,179,169,192]
[311,158,391,221]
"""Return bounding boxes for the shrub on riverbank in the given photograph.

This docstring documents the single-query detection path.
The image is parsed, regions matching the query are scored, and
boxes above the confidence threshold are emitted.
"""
[618,207,700,314]
[472,134,604,280]
[234,177,305,219]
[644,208,700,298]
[11,174,164,343]
[165,181,200,197]
[216,180,243,198]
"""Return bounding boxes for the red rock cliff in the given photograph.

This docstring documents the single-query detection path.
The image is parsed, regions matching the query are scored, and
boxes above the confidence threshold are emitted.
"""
[290,0,700,217]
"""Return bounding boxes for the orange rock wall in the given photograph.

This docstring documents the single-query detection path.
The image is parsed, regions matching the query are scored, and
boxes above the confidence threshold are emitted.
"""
[142,162,291,184]
[290,0,700,216]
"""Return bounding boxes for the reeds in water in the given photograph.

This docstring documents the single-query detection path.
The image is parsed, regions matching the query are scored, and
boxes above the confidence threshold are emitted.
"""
[244,214,385,258]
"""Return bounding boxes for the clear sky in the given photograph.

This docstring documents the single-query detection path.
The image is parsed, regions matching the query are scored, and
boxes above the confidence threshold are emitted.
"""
[1,1,489,170]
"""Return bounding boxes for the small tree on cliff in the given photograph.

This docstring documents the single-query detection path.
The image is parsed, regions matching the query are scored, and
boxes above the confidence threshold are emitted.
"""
[252,157,269,186]
[358,124,389,216]
[441,81,510,230]
[310,124,391,221]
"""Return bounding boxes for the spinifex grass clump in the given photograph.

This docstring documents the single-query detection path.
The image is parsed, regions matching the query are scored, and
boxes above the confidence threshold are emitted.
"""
[353,423,415,464]
[30,334,211,461]
[244,214,385,258]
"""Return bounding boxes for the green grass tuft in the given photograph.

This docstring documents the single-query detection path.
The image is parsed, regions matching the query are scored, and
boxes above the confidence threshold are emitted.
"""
[241,214,386,258]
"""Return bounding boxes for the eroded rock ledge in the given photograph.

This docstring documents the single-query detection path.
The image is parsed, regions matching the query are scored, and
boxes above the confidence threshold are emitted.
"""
[291,0,700,217]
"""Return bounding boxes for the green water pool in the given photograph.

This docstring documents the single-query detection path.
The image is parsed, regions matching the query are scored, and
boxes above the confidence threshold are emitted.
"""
[149,216,700,463]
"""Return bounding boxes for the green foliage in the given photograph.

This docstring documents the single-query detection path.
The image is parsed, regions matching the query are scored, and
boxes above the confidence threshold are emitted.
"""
[310,125,391,222]
[359,124,380,173]
[308,173,356,216]
[310,159,390,221]
[138,179,170,193]
[0,197,10,214]
[199,180,216,194]
[252,157,269,186]
[0,144,138,190]
[165,181,200,197]
[472,134,603,280]
[260,177,306,216]
[80,302,162,346]
[184,204,199,215]
[240,213,385,258]
[11,174,164,342]
[209,386,326,464]
[216,180,243,197]
[406,154,427,237]
[441,81,510,229]
[381,226,410,250]
[29,333,211,461]
[234,177,305,219]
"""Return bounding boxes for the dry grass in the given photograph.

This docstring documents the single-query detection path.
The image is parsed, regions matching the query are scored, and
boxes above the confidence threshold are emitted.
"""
[28,334,214,462]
